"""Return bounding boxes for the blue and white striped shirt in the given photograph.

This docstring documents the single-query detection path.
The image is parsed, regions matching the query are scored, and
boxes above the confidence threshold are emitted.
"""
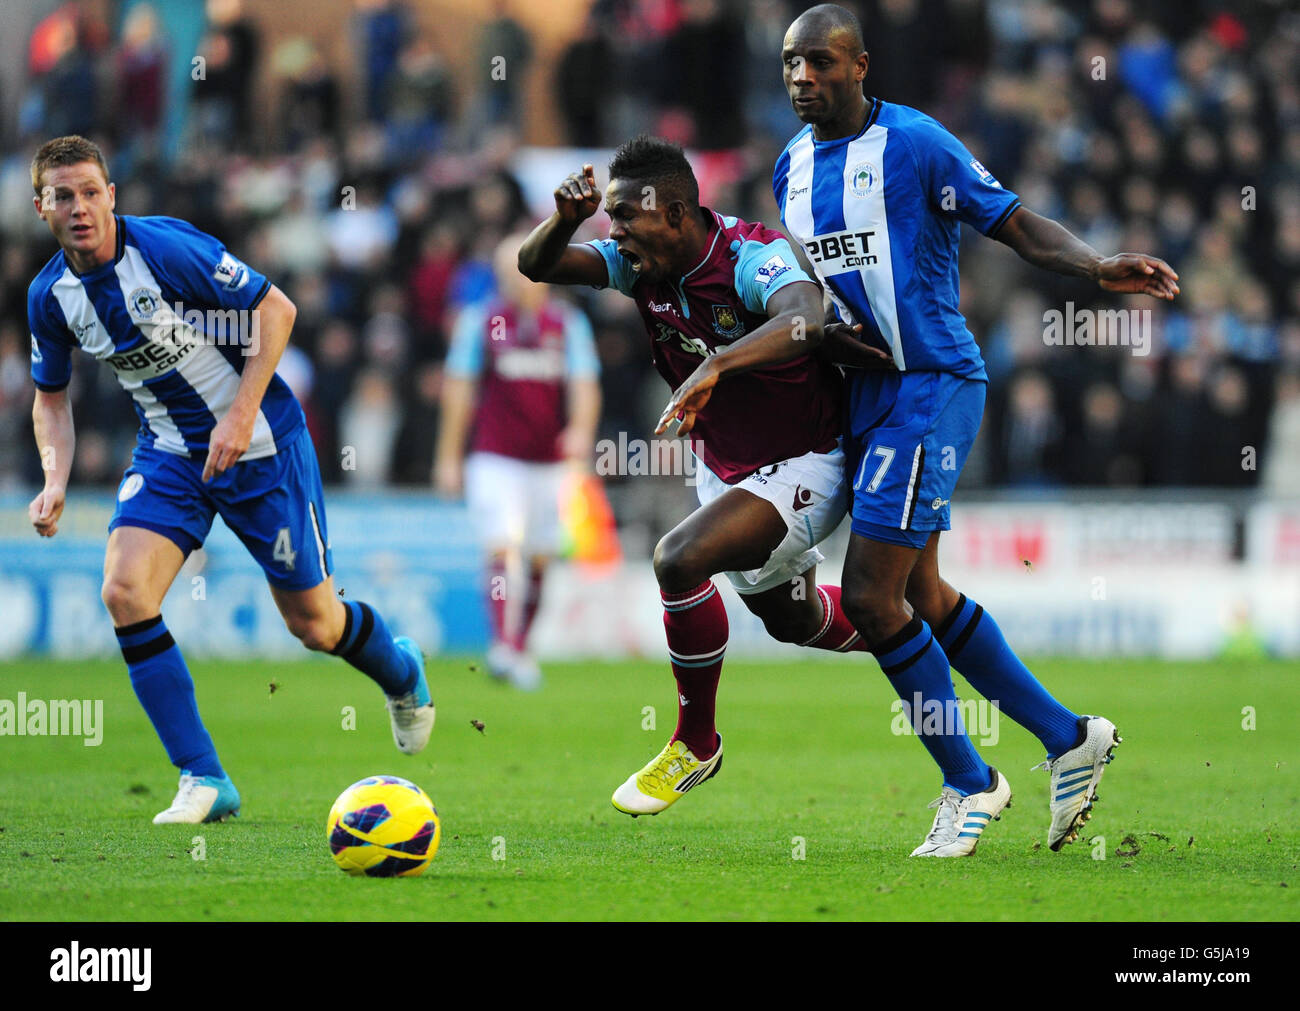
[775,98,1020,379]
[29,214,303,459]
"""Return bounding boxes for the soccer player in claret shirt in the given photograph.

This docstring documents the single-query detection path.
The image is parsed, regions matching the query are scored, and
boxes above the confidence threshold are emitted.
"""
[26,136,435,825]
[519,135,892,816]
[436,233,602,691]
[767,5,1177,854]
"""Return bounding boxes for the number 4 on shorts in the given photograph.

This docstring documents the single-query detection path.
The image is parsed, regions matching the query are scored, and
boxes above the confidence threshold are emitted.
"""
[273,527,297,570]
[854,446,895,493]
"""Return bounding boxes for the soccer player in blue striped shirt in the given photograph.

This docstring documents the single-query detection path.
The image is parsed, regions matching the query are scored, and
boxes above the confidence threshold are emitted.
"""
[26,136,435,824]
[773,6,1178,855]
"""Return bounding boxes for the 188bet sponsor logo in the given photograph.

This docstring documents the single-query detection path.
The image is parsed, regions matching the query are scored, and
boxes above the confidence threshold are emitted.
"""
[803,228,879,273]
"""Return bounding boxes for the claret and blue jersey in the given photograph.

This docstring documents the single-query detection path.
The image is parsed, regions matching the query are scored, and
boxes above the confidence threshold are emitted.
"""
[774,97,1020,381]
[585,209,843,484]
[28,214,304,459]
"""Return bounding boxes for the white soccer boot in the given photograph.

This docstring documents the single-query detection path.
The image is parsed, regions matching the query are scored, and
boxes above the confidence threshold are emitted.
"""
[152,771,241,824]
[1034,715,1121,851]
[910,767,1012,857]
[508,653,543,692]
[485,641,517,682]
[612,735,724,816]
[386,637,436,755]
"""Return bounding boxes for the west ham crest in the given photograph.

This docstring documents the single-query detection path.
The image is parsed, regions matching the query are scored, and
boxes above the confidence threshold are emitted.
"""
[711,304,744,338]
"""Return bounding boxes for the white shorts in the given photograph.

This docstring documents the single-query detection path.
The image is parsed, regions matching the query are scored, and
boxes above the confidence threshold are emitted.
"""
[694,444,849,595]
[464,452,564,556]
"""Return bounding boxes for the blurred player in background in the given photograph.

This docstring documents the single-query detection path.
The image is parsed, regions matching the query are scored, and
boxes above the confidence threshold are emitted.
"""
[518,136,892,817]
[436,234,602,691]
[770,5,1178,856]
[26,136,435,825]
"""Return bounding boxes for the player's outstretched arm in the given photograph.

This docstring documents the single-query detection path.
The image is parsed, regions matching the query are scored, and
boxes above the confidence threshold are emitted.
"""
[517,163,609,286]
[995,207,1180,300]
[655,281,825,437]
[203,284,296,483]
[30,388,75,538]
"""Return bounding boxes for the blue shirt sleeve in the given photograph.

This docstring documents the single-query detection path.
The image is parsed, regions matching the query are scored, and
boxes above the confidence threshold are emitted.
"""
[562,306,600,379]
[910,118,1021,237]
[445,305,487,377]
[733,237,814,314]
[135,216,270,311]
[28,280,73,392]
[583,239,635,296]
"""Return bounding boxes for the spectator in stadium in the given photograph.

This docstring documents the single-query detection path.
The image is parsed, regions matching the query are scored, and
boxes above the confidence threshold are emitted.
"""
[477,0,533,129]
[116,4,167,160]
[1263,371,1300,496]
[191,0,260,150]
[354,0,411,122]
[391,360,445,486]
[555,11,614,147]
[384,34,454,160]
[275,38,343,152]
[339,368,402,488]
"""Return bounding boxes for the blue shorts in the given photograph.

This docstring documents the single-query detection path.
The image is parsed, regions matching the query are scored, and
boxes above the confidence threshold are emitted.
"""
[843,371,986,549]
[109,425,333,590]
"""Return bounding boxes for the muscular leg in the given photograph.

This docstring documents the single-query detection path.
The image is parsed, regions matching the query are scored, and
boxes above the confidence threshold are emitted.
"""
[102,525,187,625]
[104,526,225,776]
[269,576,416,696]
[268,576,346,652]
[651,488,788,759]
[653,486,788,591]
[742,565,826,645]
[840,531,991,795]
[903,532,960,628]
[839,532,920,646]
[906,531,1080,758]
[742,566,870,653]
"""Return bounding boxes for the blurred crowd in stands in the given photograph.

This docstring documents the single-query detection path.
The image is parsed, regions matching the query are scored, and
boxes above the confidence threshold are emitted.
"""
[1,0,1298,505]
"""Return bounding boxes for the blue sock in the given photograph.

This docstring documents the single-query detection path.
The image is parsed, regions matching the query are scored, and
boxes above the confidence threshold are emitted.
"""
[936,595,1080,759]
[873,615,991,796]
[117,616,223,778]
[332,600,416,696]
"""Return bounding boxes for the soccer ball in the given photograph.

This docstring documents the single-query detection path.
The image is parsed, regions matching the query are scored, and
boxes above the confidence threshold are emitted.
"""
[327,775,441,877]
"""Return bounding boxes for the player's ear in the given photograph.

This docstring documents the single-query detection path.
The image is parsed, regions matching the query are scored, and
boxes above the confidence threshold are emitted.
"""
[108,182,116,209]
[665,199,686,229]
[34,181,51,220]
[858,51,869,83]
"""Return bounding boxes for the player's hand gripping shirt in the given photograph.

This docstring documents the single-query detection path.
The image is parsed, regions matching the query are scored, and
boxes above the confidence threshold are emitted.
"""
[29,215,304,459]
[774,98,1021,380]
[586,210,841,484]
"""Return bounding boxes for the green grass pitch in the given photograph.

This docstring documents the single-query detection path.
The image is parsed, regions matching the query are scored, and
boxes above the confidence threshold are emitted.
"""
[0,656,1295,921]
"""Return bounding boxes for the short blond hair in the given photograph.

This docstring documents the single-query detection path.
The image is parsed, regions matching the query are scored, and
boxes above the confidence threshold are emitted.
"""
[31,135,111,195]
